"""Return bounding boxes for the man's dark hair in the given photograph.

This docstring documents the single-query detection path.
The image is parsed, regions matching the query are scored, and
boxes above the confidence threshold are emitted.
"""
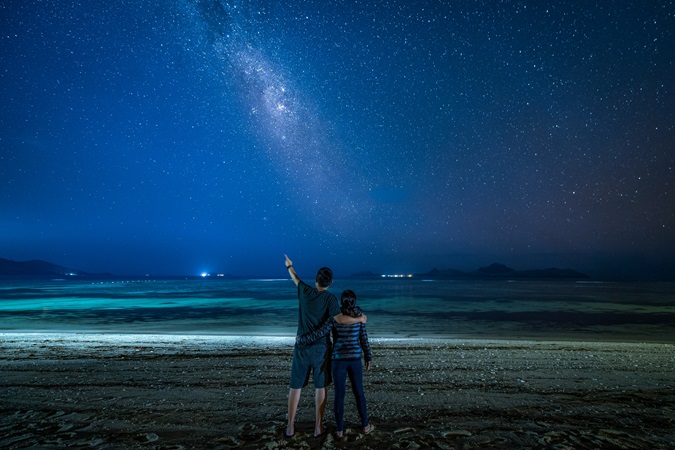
[315,267,333,288]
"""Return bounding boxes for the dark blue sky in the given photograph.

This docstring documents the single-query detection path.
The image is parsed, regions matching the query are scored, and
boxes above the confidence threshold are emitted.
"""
[1,1,673,279]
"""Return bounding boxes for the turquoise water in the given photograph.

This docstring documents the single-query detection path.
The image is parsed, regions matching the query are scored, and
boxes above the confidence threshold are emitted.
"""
[0,278,673,343]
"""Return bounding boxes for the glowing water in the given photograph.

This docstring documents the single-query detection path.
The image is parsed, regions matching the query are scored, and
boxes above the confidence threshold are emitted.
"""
[1,278,673,343]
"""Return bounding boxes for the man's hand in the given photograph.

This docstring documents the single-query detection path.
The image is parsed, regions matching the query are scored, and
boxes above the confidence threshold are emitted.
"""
[284,254,293,268]
[359,314,367,324]
[365,360,371,371]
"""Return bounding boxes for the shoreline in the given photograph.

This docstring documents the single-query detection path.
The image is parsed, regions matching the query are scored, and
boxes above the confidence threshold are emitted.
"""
[4,331,674,349]
[2,329,674,345]
[1,333,673,449]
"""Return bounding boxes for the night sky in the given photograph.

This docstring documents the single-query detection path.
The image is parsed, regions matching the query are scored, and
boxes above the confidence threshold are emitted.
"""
[1,1,673,279]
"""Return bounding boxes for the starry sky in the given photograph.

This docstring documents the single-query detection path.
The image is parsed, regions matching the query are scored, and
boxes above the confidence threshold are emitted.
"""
[1,1,673,279]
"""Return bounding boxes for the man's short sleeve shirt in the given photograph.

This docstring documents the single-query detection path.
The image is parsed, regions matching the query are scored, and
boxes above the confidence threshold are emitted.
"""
[296,280,340,344]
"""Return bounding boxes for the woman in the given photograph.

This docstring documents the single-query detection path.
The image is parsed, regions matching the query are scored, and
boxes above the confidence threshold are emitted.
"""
[297,289,374,439]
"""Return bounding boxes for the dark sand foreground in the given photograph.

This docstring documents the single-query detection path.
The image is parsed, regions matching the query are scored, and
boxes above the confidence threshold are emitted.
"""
[1,333,673,449]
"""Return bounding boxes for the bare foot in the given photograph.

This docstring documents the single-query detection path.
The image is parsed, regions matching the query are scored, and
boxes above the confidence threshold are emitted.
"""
[363,424,375,434]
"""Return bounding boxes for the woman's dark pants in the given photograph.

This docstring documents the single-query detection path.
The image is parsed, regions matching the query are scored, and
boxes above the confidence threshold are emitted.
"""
[332,358,369,432]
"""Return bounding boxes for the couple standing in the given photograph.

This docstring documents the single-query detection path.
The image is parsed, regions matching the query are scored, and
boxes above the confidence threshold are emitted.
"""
[283,255,374,440]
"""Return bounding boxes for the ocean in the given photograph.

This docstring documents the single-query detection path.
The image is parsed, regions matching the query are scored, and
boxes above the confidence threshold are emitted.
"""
[1,277,673,343]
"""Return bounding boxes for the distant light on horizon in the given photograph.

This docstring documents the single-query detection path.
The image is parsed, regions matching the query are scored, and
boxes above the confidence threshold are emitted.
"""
[381,274,414,278]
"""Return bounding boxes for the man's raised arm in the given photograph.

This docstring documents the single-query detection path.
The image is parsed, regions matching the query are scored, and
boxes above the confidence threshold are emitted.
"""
[285,254,300,286]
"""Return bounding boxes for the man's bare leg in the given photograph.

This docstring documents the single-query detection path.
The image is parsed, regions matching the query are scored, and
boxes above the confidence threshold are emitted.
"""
[314,387,327,437]
[286,388,301,436]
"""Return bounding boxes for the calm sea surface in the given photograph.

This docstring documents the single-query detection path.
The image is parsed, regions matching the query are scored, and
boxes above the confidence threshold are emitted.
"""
[1,277,673,343]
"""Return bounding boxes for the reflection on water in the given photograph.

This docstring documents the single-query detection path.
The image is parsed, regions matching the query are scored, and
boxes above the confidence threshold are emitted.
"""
[0,278,673,342]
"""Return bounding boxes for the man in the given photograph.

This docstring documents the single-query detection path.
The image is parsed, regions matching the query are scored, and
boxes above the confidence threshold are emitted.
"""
[283,254,366,438]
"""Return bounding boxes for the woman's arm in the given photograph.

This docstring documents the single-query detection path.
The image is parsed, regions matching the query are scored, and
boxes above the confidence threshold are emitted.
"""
[359,323,373,370]
[297,318,335,345]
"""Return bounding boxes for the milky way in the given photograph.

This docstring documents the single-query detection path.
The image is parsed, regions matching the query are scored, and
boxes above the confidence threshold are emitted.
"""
[183,0,382,240]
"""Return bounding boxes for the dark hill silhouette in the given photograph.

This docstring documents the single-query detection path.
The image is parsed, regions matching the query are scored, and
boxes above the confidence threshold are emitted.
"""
[351,271,381,278]
[425,263,589,279]
[474,263,515,275]
[0,258,83,276]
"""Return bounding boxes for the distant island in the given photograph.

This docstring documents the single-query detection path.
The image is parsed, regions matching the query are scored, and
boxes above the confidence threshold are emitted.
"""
[0,258,106,277]
[352,263,589,280]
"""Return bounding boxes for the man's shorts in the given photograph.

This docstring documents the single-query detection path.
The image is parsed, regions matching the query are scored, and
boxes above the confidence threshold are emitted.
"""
[290,343,332,389]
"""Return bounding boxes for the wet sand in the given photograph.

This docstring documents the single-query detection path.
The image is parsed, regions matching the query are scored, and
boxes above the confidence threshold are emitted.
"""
[1,333,673,449]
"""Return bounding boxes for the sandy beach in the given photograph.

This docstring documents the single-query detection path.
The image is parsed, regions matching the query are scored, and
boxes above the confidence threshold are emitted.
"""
[0,333,673,449]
